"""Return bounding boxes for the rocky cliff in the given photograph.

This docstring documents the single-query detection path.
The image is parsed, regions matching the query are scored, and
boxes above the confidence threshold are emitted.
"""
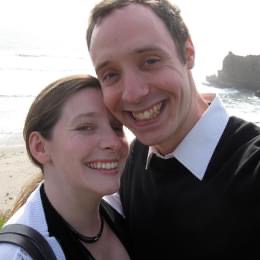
[206,52,260,95]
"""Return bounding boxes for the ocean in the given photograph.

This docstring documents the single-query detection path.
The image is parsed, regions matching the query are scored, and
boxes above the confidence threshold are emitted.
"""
[0,50,259,147]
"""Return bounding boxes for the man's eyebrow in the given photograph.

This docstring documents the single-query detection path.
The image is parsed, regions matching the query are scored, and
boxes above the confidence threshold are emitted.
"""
[95,46,162,72]
[134,46,162,53]
[95,61,111,74]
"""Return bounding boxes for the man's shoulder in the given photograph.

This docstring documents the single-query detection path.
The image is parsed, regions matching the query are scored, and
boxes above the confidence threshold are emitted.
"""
[210,116,260,172]
[226,116,260,141]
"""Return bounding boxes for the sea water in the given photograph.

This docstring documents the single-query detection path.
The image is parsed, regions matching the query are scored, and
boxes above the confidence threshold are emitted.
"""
[0,50,259,147]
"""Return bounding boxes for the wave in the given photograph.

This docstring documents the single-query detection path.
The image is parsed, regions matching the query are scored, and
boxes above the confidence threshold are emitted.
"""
[0,50,85,60]
[0,52,87,72]
[0,67,81,72]
[15,52,85,60]
[0,94,35,98]
[16,53,48,58]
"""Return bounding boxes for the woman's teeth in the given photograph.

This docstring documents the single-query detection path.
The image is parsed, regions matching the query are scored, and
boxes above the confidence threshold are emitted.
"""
[87,161,118,170]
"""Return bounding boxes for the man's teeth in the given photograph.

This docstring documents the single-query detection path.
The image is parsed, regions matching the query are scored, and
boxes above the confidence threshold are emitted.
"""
[87,161,119,170]
[132,102,162,121]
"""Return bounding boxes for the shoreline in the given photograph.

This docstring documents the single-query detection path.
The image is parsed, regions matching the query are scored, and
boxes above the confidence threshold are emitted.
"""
[0,144,40,213]
[0,129,134,214]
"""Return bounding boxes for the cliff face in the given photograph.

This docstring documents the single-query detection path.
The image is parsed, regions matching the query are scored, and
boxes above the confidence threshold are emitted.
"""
[206,52,260,92]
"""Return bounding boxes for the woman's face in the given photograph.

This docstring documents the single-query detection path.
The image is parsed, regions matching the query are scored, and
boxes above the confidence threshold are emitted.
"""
[43,88,129,197]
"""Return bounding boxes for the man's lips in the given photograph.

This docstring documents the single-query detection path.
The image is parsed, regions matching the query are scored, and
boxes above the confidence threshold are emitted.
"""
[130,101,163,121]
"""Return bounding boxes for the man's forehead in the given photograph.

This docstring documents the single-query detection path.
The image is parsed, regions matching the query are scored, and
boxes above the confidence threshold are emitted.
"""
[91,4,158,35]
[89,4,164,55]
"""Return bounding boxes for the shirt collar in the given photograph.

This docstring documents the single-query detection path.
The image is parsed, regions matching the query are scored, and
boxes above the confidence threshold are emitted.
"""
[146,94,229,180]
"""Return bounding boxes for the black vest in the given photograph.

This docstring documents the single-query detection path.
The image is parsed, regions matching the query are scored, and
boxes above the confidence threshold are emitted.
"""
[120,117,260,258]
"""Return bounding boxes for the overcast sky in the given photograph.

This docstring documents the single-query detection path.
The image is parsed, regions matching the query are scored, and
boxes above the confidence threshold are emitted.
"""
[0,0,259,76]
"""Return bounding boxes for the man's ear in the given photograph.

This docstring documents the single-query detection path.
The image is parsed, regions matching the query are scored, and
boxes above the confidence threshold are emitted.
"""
[185,38,195,69]
[29,131,51,165]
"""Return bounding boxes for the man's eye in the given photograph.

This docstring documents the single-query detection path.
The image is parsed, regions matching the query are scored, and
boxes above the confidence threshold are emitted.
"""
[144,57,160,65]
[102,72,118,83]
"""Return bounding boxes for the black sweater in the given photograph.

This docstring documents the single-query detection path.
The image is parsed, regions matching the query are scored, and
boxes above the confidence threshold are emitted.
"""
[120,117,260,258]
[41,185,132,260]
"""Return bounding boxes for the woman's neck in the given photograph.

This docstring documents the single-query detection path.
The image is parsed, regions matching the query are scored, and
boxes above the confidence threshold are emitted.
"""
[43,180,102,235]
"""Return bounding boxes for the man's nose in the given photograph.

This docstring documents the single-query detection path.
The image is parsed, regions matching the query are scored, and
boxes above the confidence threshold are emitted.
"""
[121,71,149,104]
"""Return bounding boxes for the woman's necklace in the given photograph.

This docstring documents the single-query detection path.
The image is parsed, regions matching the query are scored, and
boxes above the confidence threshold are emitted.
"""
[67,214,104,244]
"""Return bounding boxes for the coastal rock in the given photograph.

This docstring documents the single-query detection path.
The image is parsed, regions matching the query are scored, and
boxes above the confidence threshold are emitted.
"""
[206,52,260,96]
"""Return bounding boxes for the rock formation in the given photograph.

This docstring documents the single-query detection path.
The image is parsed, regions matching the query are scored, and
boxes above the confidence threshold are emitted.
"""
[205,52,260,97]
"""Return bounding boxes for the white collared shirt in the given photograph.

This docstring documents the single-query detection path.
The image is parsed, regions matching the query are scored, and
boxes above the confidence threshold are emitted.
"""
[104,94,230,214]
[146,94,229,180]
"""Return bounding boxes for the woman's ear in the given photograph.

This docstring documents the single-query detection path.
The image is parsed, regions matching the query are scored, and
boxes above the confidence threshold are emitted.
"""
[29,132,51,165]
[185,38,195,69]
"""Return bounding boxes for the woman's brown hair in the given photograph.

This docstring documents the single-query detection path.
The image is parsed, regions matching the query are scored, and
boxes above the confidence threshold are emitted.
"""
[23,74,100,170]
[5,75,100,220]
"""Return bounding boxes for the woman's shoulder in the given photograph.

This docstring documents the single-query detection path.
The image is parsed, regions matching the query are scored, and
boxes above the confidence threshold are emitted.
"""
[0,243,33,260]
[6,185,42,226]
[0,186,42,260]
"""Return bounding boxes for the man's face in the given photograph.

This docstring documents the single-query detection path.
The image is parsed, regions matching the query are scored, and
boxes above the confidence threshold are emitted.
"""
[90,4,200,154]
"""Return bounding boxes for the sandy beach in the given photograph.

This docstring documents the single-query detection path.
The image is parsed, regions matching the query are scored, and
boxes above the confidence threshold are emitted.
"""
[0,145,40,213]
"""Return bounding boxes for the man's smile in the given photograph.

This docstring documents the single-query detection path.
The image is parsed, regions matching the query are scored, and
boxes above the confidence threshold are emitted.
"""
[130,101,163,121]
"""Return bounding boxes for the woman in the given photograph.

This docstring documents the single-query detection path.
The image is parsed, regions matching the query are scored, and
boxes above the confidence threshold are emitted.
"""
[0,75,130,259]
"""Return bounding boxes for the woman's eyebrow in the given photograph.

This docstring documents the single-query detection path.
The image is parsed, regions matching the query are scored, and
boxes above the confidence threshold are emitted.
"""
[71,112,98,124]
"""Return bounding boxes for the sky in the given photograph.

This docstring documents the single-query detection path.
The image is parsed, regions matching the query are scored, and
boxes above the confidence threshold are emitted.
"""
[175,0,260,77]
[0,0,260,78]
[0,0,259,143]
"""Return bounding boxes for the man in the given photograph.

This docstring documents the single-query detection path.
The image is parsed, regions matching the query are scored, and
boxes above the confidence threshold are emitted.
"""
[87,0,260,258]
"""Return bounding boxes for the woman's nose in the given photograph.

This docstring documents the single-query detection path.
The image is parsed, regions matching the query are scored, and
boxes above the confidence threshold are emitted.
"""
[100,129,123,152]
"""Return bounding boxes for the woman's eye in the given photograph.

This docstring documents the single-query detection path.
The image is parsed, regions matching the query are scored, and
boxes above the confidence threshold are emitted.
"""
[76,125,94,131]
[112,125,125,136]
